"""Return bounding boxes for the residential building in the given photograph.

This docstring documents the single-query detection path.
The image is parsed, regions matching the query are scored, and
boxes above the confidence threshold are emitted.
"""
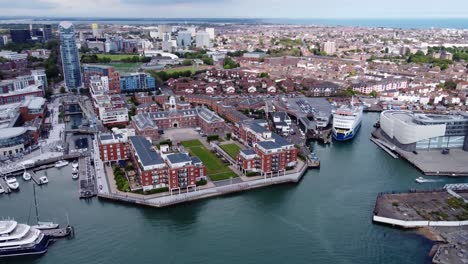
[42,25,53,41]
[205,28,215,40]
[177,31,192,48]
[322,41,336,55]
[98,128,134,162]
[128,136,206,191]
[59,21,82,91]
[82,64,121,93]
[195,32,210,48]
[120,73,156,93]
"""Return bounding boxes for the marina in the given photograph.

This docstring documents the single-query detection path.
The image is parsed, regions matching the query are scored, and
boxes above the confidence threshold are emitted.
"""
[2,113,468,264]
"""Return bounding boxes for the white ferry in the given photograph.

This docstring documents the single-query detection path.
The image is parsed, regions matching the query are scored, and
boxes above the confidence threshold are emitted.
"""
[332,103,363,141]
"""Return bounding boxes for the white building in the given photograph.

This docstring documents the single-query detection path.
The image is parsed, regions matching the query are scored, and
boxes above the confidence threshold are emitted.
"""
[196,32,211,48]
[322,41,336,55]
[177,31,192,48]
[205,28,215,40]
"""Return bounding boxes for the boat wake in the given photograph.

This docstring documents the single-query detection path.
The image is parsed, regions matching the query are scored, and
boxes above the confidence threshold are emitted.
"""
[415,177,443,183]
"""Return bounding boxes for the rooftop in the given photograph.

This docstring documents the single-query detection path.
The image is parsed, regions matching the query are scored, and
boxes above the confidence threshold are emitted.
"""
[129,136,164,167]
[166,153,192,165]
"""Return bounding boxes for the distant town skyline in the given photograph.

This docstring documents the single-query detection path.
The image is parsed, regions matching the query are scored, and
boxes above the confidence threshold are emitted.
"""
[1,0,468,19]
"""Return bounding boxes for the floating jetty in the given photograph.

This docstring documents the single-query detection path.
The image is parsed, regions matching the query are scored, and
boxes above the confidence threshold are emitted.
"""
[0,177,11,193]
[79,157,96,199]
[29,171,44,185]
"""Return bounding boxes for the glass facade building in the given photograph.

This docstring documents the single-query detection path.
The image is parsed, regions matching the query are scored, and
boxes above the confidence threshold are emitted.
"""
[120,73,156,93]
[59,21,82,91]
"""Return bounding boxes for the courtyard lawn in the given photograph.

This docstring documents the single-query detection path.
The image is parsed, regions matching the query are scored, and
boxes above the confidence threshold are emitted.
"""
[181,140,238,181]
[220,143,241,159]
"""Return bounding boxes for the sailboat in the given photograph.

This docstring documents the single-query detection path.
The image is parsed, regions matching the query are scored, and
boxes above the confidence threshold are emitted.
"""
[31,184,59,230]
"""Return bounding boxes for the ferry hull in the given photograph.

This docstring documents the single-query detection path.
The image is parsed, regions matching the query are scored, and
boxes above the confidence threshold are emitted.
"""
[0,235,51,258]
[332,122,361,141]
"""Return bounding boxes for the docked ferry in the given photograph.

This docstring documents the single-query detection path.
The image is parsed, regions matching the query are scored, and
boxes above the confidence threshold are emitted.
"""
[332,104,364,141]
[0,220,51,258]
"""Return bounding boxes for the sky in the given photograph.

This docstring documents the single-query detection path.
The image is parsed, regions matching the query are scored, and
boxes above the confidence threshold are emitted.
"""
[1,0,468,19]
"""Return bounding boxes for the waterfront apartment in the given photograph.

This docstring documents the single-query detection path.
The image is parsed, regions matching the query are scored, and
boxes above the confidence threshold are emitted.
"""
[98,128,135,163]
[237,120,298,176]
[128,136,206,192]
[380,110,468,152]
[59,21,82,91]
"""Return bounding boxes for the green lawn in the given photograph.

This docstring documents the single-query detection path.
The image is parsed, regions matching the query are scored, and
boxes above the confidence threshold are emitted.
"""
[181,140,238,181]
[106,63,143,73]
[96,54,139,61]
[220,143,241,159]
[159,66,198,74]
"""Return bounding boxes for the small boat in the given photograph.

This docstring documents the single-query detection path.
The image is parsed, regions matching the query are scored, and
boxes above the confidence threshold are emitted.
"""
[6,177,19,190]
[54,160,69,168]
[23,171,31,181]
[72,167,78,173]
[415,177,441,183]
[72,172,79,180]
[71,161,78,169]
[32,222,59,230]
[39,176,48,184]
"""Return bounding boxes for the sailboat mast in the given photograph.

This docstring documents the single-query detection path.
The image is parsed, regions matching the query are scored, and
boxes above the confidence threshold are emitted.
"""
[33,184,40,224]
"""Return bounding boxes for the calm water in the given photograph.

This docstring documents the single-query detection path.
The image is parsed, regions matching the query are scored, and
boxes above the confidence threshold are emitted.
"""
[2,113,468,264]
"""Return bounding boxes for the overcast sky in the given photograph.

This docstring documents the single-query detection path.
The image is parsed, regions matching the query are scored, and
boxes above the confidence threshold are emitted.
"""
[1,0,467,19]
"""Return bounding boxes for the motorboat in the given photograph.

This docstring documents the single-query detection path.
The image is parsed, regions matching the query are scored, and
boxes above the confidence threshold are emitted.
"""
[72,167,78,173]
[71,161,78,169]
[0,220,51,257]
[23,171,31,181]
[39,176,48,184]
[415,177,441,183]
[54,160,69,168]
[72,171,79,180]
[5,178,19,190]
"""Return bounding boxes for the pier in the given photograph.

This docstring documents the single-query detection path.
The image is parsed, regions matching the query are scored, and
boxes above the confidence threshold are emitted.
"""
[78,157,96,199]
[29,171,44,185]
[370,137,399,159]
[0,177,11,193]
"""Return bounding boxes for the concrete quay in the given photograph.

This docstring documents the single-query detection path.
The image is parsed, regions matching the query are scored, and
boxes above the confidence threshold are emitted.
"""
[97,161,309,208]
[371,128,468,176]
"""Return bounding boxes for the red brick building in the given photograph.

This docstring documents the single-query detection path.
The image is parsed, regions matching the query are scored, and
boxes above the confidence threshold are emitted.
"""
[98,132,129,162]
[237,120,298,177]
[129,136,207,192]
[82,64,121,93]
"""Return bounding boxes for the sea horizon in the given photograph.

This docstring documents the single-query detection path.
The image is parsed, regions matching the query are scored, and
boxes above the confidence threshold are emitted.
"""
[0,17,467,29]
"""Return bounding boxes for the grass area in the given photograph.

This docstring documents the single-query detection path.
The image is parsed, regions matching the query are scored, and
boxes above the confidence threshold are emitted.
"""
[106,62,143,73]
[181,140,237,181]
[96,54,139,61]
[158,66,198,74]
[220,143,241,159]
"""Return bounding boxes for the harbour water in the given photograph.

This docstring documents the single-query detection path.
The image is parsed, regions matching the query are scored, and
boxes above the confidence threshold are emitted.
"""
[2,113,468,264]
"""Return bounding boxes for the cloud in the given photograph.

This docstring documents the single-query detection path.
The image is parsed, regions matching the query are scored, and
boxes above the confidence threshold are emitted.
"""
[0,0,53,9]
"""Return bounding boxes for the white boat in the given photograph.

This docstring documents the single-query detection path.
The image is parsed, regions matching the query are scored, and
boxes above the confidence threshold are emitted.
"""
[72,172,79,180]
[39,176,48,184]
[23,171,31,181]
[0,220,51,257]
[54,160,69,168]
[31,222,59,230]
[6,178,19,190]
[332,100,363,141]
[415,177,442,183]
[71,161,78,169]
[72,167,78,173]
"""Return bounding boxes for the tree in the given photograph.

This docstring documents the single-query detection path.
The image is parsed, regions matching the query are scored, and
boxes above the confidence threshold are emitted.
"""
[369,90,378,98]
[223,57,239,69]
[182,59,192,66]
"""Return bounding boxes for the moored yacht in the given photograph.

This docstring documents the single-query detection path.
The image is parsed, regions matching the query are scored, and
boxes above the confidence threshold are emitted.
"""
[71,161,78,170]
[22,172,31,181]
[54,160,69,168]
[5,178,19,190]
[0,220,51,257]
